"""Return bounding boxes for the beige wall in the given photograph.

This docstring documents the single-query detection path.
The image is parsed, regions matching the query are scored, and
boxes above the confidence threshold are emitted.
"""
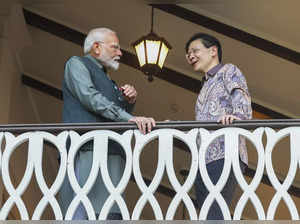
[0,38,37,124]
[0,5,57,219]
[0,38,13,123]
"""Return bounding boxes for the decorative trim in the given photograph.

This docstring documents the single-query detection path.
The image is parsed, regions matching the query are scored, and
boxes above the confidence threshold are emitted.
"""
[252,102,290,119]
[21,74,62,100]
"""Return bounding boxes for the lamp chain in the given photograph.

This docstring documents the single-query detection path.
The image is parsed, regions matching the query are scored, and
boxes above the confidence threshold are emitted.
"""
[151,6,154,33]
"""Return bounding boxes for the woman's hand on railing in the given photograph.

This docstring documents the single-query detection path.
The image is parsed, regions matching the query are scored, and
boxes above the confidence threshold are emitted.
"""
[128,116,156,134]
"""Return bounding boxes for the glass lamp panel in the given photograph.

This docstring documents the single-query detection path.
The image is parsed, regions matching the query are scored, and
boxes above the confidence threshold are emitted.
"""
[135,41,146,67]
[158,42,169,68]
[145,40,160,64]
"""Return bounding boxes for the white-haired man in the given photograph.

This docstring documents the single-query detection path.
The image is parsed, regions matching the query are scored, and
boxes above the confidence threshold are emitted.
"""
[59,28,155,220]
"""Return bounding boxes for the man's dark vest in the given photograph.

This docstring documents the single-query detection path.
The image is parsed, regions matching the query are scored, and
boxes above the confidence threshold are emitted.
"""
[62,56,131,156]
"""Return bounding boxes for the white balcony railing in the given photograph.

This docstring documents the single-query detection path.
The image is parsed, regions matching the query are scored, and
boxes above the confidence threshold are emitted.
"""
[0,120,300,220]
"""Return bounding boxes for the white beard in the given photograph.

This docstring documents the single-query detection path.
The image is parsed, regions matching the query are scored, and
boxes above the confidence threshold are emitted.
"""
[104,58,120,71]
[97,50,120,71]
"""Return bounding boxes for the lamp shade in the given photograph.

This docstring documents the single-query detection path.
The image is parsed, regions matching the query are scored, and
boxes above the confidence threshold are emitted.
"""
[132,32,172,81]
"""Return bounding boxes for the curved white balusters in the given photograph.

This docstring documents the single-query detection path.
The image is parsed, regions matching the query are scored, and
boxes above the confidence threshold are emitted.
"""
[232,128,265,220]
[65,130,133,220]
[198,128,233,220]
[132,130,165,220]
[65,131,95,220]
[165,129,198,220]
[198,128,265,220]
[0,132,3,204]
[98,130,132,220]
[32,131,68,220]
[1,126,300,220]
[0,131,68,220]
[1,132,35,219]
[0,132,3,176]
[132,129,198,220]
[265,127,300,220]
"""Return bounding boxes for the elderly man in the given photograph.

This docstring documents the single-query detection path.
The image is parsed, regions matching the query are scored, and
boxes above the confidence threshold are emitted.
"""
[59,28,155,220]
[185,33,252,219]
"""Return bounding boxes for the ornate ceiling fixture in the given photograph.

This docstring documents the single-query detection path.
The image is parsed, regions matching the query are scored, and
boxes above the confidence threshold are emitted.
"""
[132,6,172,82]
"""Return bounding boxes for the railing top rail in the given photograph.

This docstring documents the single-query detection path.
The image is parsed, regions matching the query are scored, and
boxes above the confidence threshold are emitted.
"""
[0,119,300,133]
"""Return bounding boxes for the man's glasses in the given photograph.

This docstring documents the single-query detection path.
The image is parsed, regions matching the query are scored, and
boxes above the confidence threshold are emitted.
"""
[186,48,201,58]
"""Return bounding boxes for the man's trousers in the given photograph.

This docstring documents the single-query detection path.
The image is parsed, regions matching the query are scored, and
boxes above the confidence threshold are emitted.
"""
[58,151,125,220]
[194,159,246,220]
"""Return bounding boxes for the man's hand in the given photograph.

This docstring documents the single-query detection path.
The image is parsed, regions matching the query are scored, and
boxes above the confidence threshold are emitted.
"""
[218,115,241,125]
[128,116,156,134]
[120,84,137,104]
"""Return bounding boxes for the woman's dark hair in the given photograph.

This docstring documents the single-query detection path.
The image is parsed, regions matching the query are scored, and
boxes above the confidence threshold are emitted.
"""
[185,33,222,62]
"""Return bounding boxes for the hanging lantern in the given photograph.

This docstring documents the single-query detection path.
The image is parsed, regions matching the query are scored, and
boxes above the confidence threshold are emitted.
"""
[132,7,172,82]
